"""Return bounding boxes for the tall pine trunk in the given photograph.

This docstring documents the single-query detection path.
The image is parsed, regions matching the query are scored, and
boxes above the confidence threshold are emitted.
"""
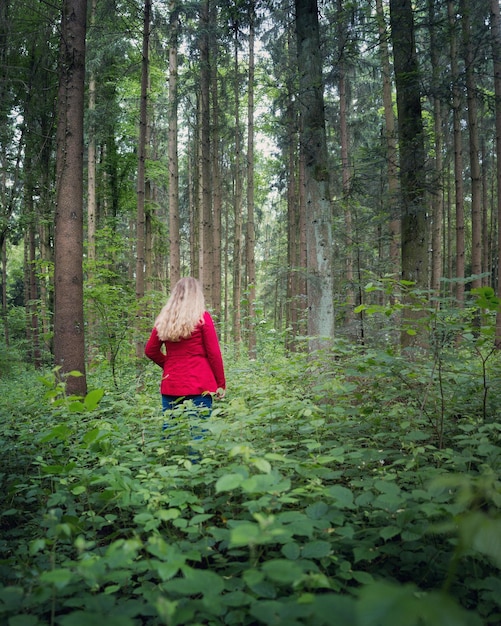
[168,0,180,287]
[210,1,222,320]
[376,0,400,276]
[448,0,465,304]
[246,5,256,358]
[491,0,501,346]
[54,0,87,395]
[429,0,444,296]
[199,0,213,302]
[295,0,335,352]
[461,0,482,291]
[389,0,428,347]
[232,22,243,347]
[135,0,150,360]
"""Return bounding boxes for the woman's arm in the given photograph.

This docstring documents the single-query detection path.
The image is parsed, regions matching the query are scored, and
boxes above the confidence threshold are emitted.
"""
[201,312,226,389]
[144,327,166,367]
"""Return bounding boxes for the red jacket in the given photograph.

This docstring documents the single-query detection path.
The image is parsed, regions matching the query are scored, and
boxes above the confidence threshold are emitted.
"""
[144,311,226,396]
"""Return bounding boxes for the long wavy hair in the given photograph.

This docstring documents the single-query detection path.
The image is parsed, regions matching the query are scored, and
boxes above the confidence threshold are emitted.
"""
[155,277,206,341]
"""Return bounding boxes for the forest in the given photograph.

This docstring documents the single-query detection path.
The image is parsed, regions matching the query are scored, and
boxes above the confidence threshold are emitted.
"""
[1,0,501,624]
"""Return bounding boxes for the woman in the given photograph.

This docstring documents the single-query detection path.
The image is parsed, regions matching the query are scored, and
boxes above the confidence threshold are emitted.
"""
[145,277,226,421]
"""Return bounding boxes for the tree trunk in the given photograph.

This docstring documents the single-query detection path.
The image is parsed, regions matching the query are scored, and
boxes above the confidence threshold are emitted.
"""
[232,23,243,347]
[389,0,428,346]
[295,0,335,353]
[376,0,400,275]
[135,0,150,358]
[491,0,501,346]
[448,0,465,305]
[210,1,222,320]
[53,0,87,395]
[87,0,97,268]
[168,0,180,287]
[246,5,257,358]
[337,0,354,319]
[429,0,444,295]
[461,0,482,290]
[199,0,213,303]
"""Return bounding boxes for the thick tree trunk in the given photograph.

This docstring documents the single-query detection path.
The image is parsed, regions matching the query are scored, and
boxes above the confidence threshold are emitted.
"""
[389,0,428,346]
[53,0,87,395]
[295,0,335,352]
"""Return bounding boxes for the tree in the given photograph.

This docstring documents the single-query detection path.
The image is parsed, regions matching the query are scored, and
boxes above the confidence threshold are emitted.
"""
[168,0,181,287]
[246,1,257,358]
[461,0,482,291]
[294,0,335,352]
[376,0,400,275]
[199,0,214,304]
[491,0,501,346]
[135,0,151,359]
[389,0,427,344]
[53,0,88,395]
[448,0,465,305]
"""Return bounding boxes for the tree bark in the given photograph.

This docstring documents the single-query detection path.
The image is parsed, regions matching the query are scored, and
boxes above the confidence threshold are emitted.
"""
[135,0,150,358]
[376,0,400,276]
[246,4,257,358]
[199,0,213,303]
[491,0,501,346]
[448,0,465,304]
[461,0,482,290]
[53,0,88,395]
[168,0,180,287]
[337,0,354,318]
[232,22,243,347]
[389,0,428,346]
[87,0,97,268]
[210,1,222,319]
[428,0,444,295]
[295,0,335,352]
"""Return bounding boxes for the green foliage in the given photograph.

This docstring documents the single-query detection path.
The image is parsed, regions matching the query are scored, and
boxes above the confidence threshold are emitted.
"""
[1,339,500,625]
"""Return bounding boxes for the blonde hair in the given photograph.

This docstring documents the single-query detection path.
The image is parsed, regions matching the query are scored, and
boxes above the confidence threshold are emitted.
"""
[155,277,206,341]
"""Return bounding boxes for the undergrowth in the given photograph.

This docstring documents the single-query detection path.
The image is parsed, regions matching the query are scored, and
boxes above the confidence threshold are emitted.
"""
[0,337,500,625]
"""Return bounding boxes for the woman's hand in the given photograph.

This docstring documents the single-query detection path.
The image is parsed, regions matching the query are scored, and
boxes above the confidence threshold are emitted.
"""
[215,387,226,399]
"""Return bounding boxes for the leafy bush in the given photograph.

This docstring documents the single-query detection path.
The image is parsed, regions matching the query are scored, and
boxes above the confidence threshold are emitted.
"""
[0,342,500,625]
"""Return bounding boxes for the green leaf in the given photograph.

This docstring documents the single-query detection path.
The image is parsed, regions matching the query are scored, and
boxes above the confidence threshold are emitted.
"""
[40,568,73,590]
[302,540,332,559]
[84,388,105,411]
[261,559,304,584]
[281,542,301,560]
[379,526,401,541]
[251,457,272,473]
[326,485,355,509]
[162,567,224,596]
[215,473,243,492]
[305,501,329,520]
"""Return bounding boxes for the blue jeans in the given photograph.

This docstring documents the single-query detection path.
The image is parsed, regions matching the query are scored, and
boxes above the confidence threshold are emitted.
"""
[161,394,212,441]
